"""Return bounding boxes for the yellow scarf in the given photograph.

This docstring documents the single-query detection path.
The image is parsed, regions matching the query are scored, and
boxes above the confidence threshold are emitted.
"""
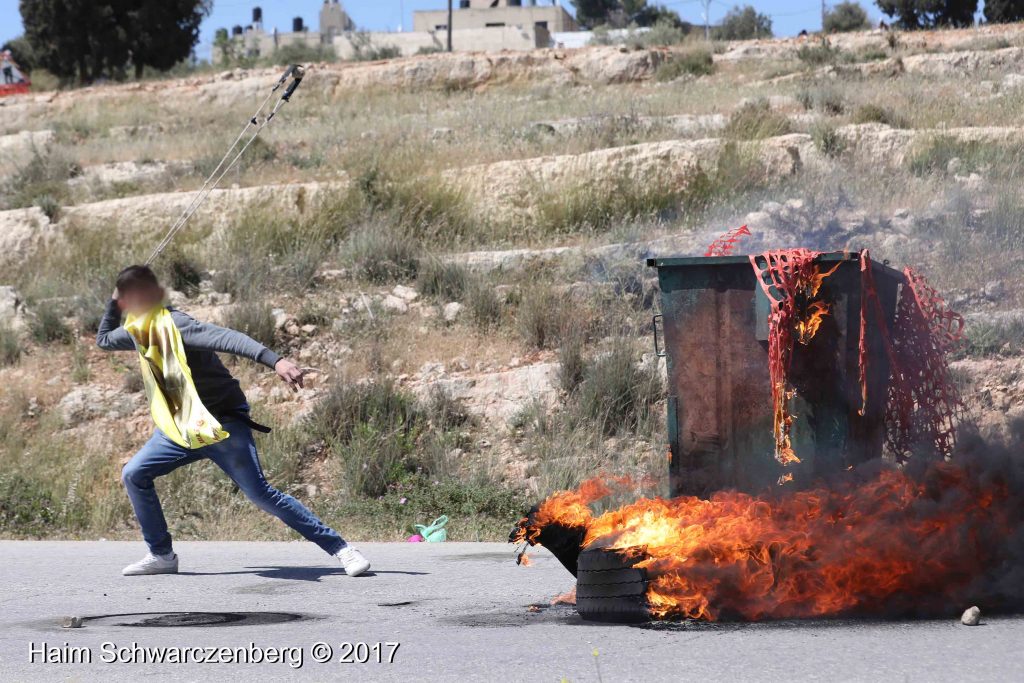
[124,307,229,449]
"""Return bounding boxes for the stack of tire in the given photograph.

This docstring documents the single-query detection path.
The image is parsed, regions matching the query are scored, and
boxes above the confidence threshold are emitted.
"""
[575,547,652,623]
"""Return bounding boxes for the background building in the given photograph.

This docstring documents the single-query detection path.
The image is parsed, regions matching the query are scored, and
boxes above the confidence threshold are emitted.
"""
[217,1,580,64]
[218,1,354,62]
[413,1,578,34]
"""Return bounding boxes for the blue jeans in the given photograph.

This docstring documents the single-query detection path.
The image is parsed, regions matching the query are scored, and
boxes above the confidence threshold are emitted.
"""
[121,416,346,557]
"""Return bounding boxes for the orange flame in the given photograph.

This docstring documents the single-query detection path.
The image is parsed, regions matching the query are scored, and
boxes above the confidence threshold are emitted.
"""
[551,586,577,605]
[524,465,1012,622]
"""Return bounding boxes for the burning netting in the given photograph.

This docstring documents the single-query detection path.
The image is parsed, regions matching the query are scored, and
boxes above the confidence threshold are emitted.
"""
[859,251,964,461]
[749,249,842,465]
[704,228,964,464]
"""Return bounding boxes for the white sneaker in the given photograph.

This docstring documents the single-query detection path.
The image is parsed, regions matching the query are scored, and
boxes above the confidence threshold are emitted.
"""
[122,552,178,576]
[336,546,370,576]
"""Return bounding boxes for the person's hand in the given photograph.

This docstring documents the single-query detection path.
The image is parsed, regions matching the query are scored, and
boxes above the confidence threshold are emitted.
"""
[275,358,305,392]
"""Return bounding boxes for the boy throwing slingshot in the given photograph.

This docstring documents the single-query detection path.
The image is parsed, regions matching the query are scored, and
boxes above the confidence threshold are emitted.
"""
[97,265,370,577]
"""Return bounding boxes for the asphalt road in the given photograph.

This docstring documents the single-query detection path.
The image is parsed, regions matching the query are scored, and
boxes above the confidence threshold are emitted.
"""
[1,541,1021,682]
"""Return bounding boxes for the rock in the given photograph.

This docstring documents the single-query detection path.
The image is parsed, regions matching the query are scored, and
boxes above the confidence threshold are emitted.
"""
[416,362,559,422]
[58,386,137,427]
[442,301,463,323]
[418,362,446,380]
[0,129,55,165]
[300,324,318,335]
[0,285,26,328]
[946,157,963,175]
[392,284,419,302]
[60,616,84,629]
[382,294,409,313]
[984,280,1006,301]
[431,127,454,141]
[961,606,982,626]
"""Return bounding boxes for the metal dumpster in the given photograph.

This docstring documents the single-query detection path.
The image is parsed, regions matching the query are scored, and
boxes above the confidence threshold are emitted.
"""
[647,251,904,497]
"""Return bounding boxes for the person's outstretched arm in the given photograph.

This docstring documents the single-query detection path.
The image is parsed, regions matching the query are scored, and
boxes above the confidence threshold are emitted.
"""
[170,310,305,390]
[96,298,135,351]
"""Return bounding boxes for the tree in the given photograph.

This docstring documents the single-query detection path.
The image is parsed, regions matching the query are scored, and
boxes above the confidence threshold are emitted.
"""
[713,5,773,40]
[123,1,208,78]
[984,0,1024,23]
[622,0,686,27]
[875,0,978,29]
[19,0,209,84]
[573,0,621,28]
[824,2,871,32]
[572,0,684,29]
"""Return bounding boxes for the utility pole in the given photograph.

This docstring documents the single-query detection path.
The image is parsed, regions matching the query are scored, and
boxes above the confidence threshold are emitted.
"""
[821,0,827,35]
[447,0,453,52]
[702,0,711,41]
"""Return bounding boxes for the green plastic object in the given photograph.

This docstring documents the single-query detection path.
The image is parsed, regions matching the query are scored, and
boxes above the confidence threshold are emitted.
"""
[415,515,448,542]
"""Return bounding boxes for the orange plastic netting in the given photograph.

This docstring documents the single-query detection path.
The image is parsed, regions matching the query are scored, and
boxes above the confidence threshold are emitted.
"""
[700,227,963,465]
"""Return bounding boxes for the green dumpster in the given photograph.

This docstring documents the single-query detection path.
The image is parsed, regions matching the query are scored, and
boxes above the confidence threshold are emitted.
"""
[647,251,904,497]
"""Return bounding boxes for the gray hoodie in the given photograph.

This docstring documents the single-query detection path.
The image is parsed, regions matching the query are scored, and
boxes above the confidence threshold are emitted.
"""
[96,300,281,416]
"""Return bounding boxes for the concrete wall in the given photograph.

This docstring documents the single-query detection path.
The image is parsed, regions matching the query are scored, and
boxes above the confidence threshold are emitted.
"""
[333,25,546,59]
[413,6,577,33]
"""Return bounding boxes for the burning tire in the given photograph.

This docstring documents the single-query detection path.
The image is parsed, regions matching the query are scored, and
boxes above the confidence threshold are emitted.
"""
[575,547,651,623]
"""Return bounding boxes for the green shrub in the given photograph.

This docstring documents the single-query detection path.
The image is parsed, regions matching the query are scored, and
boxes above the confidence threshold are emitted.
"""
[422,384,473,431]
[629,18,693,48]
[222,301,276,348]
[344,220,421,284]
[0,473,58,536]
[907,136,1024,178]
[796,42,842,67]
[35,194,62,222]
[811,121,846,157]
[378,472,526,520]
[352,162,471,243]
[723,99,792,141]
[271,42,337,66]
[796,85,846,115]
[679,142,770,215]
[656,47,714,81]
[416,258,468,301]
[535,171,684,236]
[713,5,773,40]
[575,342,663,435]
[0,324,21,366]
[851,103,908,128]
[557,328,587,394]
[308,380,422,445]
[211,194,353,298]
[4,148,80,210]
[307,381,425,497]
[517,285,576,350]
[71,341,91,384]
[465,280,504,330]
[961,320,1024,358]
[823,2,870,33]
[29,302,71,344]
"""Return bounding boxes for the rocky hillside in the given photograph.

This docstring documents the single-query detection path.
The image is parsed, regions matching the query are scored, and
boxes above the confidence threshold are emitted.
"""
[3,24,1024,543]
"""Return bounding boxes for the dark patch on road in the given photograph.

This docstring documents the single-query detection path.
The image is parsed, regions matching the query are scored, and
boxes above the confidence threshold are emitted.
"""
[80,611,313,628]
[444,604,581,628]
